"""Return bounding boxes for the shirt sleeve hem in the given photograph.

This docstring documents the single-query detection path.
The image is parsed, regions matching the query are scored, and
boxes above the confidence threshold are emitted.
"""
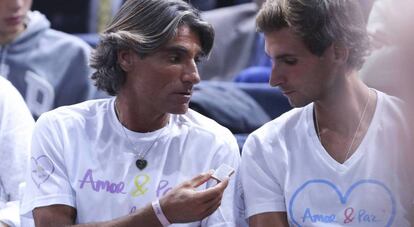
[245,202,287,218]
[20,194,75,218]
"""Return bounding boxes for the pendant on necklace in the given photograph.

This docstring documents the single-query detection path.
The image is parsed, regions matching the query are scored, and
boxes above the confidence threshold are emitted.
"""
[136,159,147,170]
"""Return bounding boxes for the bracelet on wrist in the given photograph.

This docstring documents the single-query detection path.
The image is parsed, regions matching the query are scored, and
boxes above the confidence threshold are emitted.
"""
[152,199,171,226]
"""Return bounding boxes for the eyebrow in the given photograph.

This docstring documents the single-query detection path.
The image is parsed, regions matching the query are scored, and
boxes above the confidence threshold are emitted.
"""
[264,47,296,59]
[269,53,297,61]
[161,45,203,57]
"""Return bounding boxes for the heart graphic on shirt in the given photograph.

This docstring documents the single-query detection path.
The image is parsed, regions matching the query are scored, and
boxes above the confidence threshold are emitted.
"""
[288,179,396,227]
[31,155,55,188]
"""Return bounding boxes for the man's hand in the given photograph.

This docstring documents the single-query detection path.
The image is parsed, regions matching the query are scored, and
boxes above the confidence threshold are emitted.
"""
[0,221,9,227]
[32,171,231,227]
[159,171,229,223]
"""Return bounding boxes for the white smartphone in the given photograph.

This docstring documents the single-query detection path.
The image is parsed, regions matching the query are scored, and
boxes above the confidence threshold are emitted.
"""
[211,164,235,182]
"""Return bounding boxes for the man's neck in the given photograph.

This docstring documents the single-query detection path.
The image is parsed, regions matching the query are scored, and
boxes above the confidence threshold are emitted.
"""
[313,72,377,163]
[314,72,373,135]
[115,95,170,133]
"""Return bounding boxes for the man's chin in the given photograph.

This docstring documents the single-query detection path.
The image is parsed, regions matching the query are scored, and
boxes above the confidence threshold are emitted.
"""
[168,105,189,115]
[288,99,310,108]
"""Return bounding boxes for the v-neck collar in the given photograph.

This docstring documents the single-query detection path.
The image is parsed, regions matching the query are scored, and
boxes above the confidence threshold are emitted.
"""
[305,90,381,171]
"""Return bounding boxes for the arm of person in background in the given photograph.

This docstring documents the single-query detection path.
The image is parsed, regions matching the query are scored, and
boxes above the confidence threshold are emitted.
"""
[33,172,229,227]
[0,77,34,227]
[0,200,20,227]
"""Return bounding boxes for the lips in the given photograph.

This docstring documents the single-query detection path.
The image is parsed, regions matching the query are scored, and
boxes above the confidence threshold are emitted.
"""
[177,90,192,96]
[5,15,24,26]
[282,90,295,95]
[173,89,192,102]
[176,87,192,96]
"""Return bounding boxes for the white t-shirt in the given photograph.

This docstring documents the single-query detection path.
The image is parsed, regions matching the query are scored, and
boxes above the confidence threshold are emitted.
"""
[241,90,414,226]
[0,76,34,226]
[21,98,242,226]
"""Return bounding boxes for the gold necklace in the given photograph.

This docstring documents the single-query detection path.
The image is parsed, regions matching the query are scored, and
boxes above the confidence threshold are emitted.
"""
[314,89,372,163]
[114,99,163,170]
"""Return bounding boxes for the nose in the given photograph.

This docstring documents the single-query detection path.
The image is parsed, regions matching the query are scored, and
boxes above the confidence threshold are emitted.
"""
[182,60,200,85]
[269,63,284,87]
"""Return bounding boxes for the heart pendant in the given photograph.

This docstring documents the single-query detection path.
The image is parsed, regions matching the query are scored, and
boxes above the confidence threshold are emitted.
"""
[136,159,147,170]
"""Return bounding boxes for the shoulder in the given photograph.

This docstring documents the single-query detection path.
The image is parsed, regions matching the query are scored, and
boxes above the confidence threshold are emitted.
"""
[243,106,308,157]
[0,77,28,109]
[374,90,409,132]
[40,29,91,55]
[36,98,112,130]
[173,109,239,150]
[250,106,306,142]
[376,90,405,117]
[0,77,20,96]
[26,11,90,52]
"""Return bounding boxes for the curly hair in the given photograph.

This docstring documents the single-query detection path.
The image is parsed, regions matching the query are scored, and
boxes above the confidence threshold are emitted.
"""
[90,0,214,96]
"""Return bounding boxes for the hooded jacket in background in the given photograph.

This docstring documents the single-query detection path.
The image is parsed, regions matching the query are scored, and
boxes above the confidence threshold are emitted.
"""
[0,11,97,118]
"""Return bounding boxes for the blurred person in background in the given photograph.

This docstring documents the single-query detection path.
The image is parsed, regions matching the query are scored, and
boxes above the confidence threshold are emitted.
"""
[360,0,414,102]
[197,0,268,81]
[0,0,99,118]
[0,76,34,227]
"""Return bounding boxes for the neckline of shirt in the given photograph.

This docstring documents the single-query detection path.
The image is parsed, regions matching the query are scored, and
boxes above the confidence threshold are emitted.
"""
[306,89,382,171]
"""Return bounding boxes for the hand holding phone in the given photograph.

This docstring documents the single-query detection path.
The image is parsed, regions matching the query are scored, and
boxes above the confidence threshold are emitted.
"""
[211,164,235,182]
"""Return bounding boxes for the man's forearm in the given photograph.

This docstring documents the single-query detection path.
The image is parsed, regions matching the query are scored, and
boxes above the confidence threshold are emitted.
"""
[73,204,163,227]
[34,203,164,227]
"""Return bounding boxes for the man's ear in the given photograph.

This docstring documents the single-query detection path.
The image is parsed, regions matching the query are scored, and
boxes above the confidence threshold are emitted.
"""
[118,49,135,72]
[332,43,349,64]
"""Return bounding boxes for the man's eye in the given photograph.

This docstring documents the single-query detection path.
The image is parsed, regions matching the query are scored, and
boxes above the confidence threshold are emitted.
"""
[271,58,297,67]
[284,58,298,65]
[169,55,181,63]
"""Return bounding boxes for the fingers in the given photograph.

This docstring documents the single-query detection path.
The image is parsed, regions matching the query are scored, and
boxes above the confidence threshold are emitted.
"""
[203,190,223,207]
[199,196,223,218]
[203,200,222,218]
[188,188,223,220]
[189,170,214,188]
[194,178,229,202]
[159,173,229,223]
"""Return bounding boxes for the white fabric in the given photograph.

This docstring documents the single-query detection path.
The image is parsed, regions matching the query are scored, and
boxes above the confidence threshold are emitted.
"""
[0,201,19,226]
[21,98,241,226]
[241,90,414,226]
[0,77,34,226]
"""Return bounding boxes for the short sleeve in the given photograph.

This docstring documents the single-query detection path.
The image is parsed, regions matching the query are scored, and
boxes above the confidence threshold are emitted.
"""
[240,133,287,218]
[20,113,76,218]
[202,133,244,227]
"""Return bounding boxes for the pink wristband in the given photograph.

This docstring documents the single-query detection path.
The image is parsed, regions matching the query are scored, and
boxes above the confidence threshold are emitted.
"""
[152,199,171,226]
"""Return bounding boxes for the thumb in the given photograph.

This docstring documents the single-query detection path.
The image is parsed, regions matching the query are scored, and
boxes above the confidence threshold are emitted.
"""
[190,170,214,188]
